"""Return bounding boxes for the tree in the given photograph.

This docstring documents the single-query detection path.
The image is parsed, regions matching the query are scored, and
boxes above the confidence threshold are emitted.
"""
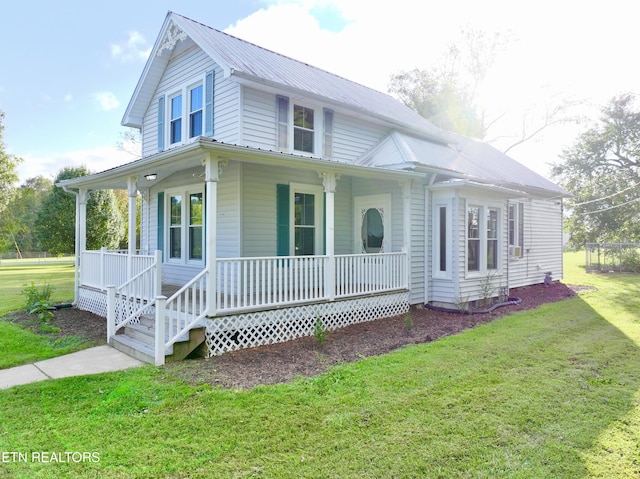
[551,93,640,247]
[388,28,507,138]
[35,166,126,255]
[1,176,52,254]
[0,110,22,221]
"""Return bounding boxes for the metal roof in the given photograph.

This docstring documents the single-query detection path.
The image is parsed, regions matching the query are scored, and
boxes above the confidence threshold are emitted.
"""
[358,132,569,197]
[123,12,452,143]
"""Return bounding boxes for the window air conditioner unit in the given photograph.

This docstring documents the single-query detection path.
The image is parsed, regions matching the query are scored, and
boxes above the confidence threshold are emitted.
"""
[509,246,522,257]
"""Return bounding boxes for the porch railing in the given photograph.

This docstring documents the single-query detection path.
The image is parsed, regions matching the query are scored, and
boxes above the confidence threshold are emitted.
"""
[214,252,407,313]
[81,248,156,291]
[155,268,208,366]
[106,250,162,338]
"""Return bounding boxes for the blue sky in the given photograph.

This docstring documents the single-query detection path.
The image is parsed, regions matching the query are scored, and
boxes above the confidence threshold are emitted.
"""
[2,0,638,183]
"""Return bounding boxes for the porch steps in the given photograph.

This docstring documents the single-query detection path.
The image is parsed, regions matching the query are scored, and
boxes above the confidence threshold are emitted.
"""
[110,315,206,364]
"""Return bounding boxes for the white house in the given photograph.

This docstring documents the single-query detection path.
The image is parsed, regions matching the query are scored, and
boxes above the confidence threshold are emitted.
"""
[58,12,568,365]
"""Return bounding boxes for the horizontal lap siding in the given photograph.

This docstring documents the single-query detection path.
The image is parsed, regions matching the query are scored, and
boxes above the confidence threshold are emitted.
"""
[332,115,388,163]
[508,199,563,288]
[242,88,277,149]
[142,46,240,157]
[145,164,241,286]
[241,164,352,257]
[410,183,425,305]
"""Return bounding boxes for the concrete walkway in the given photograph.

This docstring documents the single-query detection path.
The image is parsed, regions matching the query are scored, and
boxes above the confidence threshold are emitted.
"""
[0,346,144,390]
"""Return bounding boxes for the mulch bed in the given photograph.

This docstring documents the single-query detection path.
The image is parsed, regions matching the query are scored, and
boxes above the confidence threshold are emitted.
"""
[2,281,584,390]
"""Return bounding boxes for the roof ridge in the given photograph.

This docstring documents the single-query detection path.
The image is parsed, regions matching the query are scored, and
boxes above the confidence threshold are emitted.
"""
[170,11,395,99]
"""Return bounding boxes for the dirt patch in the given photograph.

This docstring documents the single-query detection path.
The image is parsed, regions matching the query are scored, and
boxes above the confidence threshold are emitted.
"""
[2,282,583,389]
[2,306,107,346]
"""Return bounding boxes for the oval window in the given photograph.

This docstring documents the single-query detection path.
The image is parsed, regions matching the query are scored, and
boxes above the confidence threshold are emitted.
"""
[361,208,384,253]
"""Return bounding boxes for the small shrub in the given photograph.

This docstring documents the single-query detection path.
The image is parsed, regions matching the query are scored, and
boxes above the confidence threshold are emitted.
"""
[314,316,327,345]
[22,282,55,323]
[404,313,414,330]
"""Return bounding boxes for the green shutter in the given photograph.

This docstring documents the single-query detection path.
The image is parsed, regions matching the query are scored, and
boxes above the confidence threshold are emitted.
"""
[157,192,164,253]
[157,96,165,151]
[204,70,215,137]
[276,184,289,256]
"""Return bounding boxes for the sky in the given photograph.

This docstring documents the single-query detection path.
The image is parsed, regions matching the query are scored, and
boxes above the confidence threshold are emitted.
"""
[1,0,639,184]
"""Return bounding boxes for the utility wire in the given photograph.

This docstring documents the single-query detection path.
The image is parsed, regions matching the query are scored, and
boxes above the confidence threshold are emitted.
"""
[572,182,639,206]
[578,196,640,215]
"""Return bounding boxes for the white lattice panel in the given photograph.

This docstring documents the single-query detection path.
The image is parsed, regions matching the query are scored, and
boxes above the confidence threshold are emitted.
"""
[78,287,149,325]
[78,288,108,318]
[205,292,409,356]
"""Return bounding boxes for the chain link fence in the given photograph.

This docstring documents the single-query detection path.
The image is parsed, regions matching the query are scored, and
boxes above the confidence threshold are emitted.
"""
[585,243,640,273]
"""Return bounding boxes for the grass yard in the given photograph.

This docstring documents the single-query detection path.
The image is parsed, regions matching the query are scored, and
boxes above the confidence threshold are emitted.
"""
[0,252,639,478]
[0,263,81,368]
[0,263,75,316]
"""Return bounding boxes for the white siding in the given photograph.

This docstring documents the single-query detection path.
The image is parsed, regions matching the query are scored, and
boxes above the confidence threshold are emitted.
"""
[409,182,426,305]
[143,163,241,286]
[332,114,388,164]
[239,87,389,162]
[141,45,241,157]
[242,88,277,150]
[508,199,564,288]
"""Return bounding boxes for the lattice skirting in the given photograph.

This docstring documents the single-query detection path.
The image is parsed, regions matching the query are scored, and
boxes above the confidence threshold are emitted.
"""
[204,291,409,356]
[77,287,147,325]
[78,287,108,318]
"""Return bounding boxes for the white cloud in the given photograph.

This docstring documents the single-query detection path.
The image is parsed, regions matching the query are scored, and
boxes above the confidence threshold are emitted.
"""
[94,92,120,111]
[17,146,137,183]
[110,30,151,63]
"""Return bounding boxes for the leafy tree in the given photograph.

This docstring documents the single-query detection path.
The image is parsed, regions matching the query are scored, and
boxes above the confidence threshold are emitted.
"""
[35,166,126,255]
[0,110,22,225]
[551,93,640,247]
[388,28,506,138]
[1,176,52,253]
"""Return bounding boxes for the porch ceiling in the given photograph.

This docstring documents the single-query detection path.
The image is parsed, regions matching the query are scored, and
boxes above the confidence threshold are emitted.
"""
[56,139,425,191]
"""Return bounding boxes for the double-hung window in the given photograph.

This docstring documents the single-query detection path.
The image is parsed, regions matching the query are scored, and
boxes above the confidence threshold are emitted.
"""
[189,85,203,138]
[467,204,501,273]
[275,96,322,155]
[170,94,182,145]
[157,70,214,152]
[293,105,315,153]
[166,187,204,264]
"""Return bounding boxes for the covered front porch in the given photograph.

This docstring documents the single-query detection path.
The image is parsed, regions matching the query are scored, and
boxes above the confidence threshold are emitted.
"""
[64,141,419,364]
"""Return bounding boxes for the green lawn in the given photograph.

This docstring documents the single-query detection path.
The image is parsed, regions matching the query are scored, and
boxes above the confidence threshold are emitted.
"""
[0,252,639,478]
[0,263,81,368]
[0,262,75,316]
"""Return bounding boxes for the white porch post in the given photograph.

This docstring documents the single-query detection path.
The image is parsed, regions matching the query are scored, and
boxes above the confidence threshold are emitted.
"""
[75,188,88,304]
[400,180,412,289]
[127,176,139,277]
[321,172,338,300]
[204,155,219,315]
